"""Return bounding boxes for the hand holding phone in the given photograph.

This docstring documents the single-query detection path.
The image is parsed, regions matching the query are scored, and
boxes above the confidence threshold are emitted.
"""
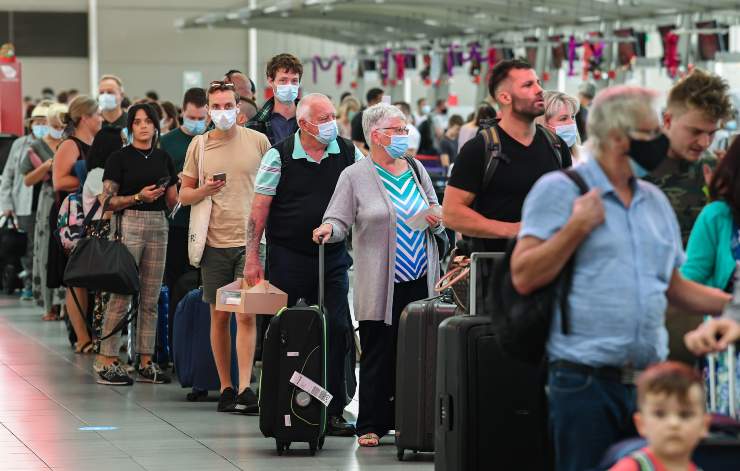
[156,176,170,189]
[212,172,226,182]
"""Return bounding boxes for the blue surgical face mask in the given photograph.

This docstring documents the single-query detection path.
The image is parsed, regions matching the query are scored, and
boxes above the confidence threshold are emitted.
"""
[275,84,299,104]
[182,118,207,135]
[48,127,64,140]
[98,93,118,111]
[381,133,409,159]
[554,123,579,148]
[31,124,49,139]
[305,120,338,145]
[726,120,738,131]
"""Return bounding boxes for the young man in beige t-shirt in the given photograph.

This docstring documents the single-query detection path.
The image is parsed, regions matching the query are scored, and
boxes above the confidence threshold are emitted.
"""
[180,81,271,413]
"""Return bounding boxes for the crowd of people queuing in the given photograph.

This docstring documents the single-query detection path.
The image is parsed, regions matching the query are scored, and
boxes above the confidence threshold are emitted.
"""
[2,51,740,468]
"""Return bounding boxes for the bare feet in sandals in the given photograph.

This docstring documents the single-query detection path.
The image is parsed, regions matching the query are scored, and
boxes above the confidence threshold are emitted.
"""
[74,341,94,354]
[42,307,60,321]
[358,433,380,447]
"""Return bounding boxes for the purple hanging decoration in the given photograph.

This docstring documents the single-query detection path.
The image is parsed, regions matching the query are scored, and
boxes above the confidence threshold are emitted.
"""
[312,55,344,84]
[380,48,391,84]
[568,35,578,77]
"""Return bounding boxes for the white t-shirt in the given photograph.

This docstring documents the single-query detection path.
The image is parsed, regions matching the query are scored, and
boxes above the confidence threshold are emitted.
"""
[407,124,421,153]
[82,168,104,220]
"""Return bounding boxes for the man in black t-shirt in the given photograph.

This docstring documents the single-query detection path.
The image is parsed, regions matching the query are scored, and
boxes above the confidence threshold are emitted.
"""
[443,59,571,252]
[350,87,384,154]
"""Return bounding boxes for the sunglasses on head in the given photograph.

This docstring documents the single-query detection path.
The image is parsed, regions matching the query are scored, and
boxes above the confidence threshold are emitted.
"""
[208,81,236,92]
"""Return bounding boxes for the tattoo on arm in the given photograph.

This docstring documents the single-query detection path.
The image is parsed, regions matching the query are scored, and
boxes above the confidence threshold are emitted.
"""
[102,180,135,211]
[246,218,259,255]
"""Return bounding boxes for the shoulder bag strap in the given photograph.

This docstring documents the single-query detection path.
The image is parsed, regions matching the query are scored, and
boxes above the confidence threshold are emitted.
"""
[336,137,355,167]
[537,124,563,167]
[556,168,590,336]
[197,134,206,186]
[278,132,296,168]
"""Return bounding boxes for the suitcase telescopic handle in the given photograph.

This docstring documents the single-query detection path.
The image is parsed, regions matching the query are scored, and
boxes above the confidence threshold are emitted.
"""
[318,236,325,309]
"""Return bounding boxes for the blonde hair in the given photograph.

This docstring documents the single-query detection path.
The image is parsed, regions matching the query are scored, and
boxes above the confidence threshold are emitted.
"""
[46,103,69,127]
[338,96,361,124]
[64,95,98,129]
[543,91,579,123]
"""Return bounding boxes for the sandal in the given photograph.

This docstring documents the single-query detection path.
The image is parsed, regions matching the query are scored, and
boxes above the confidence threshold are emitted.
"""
[74,341,94,354]
[42,309,60,321]
[358,433,380,447]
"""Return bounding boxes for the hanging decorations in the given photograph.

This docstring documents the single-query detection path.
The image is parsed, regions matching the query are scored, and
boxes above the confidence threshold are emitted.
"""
[380,48,391,86]
[0,43,15,63]
[663,31,680,78]
[394,52,406,81]
[311,55,345,85]
[567,36,577,76]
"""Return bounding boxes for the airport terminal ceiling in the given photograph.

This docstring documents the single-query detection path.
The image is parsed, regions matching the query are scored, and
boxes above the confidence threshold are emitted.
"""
[177,0,740,45]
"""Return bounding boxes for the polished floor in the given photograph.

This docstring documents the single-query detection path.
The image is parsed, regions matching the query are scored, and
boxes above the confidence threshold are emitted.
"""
[0,295,433,470]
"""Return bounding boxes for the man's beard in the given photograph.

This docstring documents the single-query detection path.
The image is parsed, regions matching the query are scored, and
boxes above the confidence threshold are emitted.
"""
[512,96,544,121]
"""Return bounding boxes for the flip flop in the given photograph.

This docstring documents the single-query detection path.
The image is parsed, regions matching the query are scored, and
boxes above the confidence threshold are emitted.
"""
[358,433,380,447]
[74,341,94,354]
[42,311,60,321]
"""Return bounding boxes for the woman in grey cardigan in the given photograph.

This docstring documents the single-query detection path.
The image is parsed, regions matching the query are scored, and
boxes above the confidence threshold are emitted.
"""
[313,103,444,447]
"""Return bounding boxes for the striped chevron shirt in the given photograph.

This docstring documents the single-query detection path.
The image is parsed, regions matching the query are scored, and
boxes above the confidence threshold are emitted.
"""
[374,163,428,282]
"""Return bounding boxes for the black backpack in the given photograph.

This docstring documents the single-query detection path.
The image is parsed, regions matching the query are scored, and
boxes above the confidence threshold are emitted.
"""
[489,169,588,364]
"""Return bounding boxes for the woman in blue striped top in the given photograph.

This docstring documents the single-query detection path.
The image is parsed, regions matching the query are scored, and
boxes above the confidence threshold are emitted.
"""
[314,103,445,447]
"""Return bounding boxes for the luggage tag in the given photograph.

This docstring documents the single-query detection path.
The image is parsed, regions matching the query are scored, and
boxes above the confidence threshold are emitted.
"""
[290,371,333,407]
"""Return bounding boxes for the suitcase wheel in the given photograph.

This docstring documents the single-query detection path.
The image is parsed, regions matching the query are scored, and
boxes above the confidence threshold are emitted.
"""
[397,448,404,461]
[276,440,290,455]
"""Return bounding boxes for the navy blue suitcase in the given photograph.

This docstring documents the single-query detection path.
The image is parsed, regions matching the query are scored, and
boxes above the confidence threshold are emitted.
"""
[172,288,238,396]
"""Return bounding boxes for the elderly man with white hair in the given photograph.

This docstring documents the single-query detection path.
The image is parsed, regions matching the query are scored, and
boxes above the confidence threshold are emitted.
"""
[510,86,732,471]
[312,102,444,447]
[244,93,363,437]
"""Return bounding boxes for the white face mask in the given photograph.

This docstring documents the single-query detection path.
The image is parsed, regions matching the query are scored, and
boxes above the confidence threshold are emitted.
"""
[209,109,237,131]
[554,123,579,148]
[98,93,118,111]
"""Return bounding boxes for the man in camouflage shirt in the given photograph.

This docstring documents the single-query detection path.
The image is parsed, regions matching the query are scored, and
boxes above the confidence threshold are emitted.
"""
[644,69,734,362]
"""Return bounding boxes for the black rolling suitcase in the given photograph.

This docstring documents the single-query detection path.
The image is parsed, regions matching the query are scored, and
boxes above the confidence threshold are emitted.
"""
[435,252,550,471]
[259,242,328,456]
[395,292,459,460]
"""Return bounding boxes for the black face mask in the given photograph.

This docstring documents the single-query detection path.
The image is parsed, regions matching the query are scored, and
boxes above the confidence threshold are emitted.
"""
[628,133,669,173]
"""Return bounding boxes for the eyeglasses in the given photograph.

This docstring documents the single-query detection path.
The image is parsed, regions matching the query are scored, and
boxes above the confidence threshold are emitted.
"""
[378,126,409,135]
[208,81,236,92]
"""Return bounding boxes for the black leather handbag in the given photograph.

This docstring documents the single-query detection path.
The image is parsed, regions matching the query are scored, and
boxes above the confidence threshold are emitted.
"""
[0,215,28,261]
[63,201,139,295]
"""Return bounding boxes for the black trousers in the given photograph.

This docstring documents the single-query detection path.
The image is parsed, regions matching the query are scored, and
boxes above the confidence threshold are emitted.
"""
[267,243,353,417]
[356,276,428,437]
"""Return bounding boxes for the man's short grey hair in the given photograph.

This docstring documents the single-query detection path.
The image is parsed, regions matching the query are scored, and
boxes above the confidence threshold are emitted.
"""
[296,93,331,122]
[587,86,658,151]
[362,103,406,145]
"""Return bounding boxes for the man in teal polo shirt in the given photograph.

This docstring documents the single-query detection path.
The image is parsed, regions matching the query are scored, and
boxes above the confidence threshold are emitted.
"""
[244,93,362,436]
[159,88,208,293]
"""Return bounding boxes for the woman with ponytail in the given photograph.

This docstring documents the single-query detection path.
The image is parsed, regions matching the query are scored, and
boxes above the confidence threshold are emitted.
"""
[51,95,102,353]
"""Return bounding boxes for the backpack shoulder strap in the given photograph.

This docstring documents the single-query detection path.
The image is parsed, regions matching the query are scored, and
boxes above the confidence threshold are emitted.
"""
[561,168,589,195]
[537,124,564,167]
[480,124,504,190]
[277,132,296,168]
[630,450,657,471]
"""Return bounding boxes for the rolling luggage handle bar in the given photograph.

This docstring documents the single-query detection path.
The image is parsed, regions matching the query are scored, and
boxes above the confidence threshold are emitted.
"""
[318,236,325,310]
[469,252,504,316]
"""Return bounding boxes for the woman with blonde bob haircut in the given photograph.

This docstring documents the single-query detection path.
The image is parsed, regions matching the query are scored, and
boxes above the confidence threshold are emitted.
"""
[536,91,582,161]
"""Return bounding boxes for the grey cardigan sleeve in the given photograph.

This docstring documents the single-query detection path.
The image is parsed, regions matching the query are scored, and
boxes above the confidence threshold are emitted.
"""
[414,159,446,235]
[322,170,356,243]
[0,138,24,212]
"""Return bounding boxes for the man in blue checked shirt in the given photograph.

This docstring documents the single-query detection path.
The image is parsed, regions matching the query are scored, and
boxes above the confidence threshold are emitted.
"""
[510,86,732,471]
[244,93,363,437]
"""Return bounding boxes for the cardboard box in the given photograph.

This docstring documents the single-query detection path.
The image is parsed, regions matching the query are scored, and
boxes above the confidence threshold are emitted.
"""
[215,279,288,315]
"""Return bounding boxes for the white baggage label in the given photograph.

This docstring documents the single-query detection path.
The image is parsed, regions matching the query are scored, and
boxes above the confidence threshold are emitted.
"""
[290,371,333,407]
[286,352,299,357]
[284,414,291,427]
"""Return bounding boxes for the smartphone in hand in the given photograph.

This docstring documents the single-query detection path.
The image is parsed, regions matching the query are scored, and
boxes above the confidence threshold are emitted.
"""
[156,176,170,189]
[212,172,226,182]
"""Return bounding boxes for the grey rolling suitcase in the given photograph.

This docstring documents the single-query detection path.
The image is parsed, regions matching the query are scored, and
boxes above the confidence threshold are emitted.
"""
[395,291,459,460]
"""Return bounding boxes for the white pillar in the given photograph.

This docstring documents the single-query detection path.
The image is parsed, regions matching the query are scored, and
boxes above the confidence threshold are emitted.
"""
[88,0,98,95]
[403,76,412,104]
[249,0,258,92]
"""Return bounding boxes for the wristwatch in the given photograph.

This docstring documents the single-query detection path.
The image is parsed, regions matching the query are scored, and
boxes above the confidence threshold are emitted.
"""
[134,193,142,204]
